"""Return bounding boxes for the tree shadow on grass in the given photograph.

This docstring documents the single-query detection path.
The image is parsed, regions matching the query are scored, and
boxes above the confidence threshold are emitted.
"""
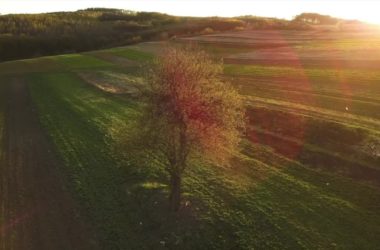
[117,175,231,249]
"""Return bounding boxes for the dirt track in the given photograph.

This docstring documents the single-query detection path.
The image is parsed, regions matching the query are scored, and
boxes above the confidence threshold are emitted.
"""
[0,79,98,250]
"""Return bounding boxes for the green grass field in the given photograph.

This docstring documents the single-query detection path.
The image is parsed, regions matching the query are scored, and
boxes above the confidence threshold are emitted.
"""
[107,47,155,61]
[52,54,114,70]
[1,32,380,249]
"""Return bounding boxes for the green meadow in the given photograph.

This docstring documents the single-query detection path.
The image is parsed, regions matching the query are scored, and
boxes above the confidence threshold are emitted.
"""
[1,33,380,249]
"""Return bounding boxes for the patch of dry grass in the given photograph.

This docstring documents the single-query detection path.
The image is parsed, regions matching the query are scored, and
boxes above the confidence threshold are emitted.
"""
[77,70,145,96]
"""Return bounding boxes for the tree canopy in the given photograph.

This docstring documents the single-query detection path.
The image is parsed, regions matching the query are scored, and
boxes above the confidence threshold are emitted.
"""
[293,13,340,25]
[132,46,246,211]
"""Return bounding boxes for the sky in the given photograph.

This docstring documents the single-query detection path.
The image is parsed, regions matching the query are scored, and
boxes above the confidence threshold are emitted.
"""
[1,0,380,24]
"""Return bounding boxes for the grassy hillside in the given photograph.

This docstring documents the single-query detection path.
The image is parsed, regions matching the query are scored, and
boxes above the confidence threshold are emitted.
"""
[1,30,380,249]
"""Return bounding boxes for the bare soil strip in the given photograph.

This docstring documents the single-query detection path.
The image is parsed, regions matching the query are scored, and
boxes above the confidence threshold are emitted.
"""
[0,79,98,250]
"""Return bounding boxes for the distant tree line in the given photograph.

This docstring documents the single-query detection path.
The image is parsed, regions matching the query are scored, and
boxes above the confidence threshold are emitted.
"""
[0,9,180,61]
[0,9,352,62]
[293,13,340,25]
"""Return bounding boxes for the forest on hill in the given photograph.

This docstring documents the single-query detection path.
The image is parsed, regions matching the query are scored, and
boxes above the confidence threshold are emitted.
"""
[0,9,363,61]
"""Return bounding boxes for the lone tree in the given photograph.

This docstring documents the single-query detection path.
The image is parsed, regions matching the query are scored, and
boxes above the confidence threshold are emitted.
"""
[137,46,245,211]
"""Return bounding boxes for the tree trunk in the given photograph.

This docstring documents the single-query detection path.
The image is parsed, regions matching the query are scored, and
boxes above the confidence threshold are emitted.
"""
[169,173,181,211]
